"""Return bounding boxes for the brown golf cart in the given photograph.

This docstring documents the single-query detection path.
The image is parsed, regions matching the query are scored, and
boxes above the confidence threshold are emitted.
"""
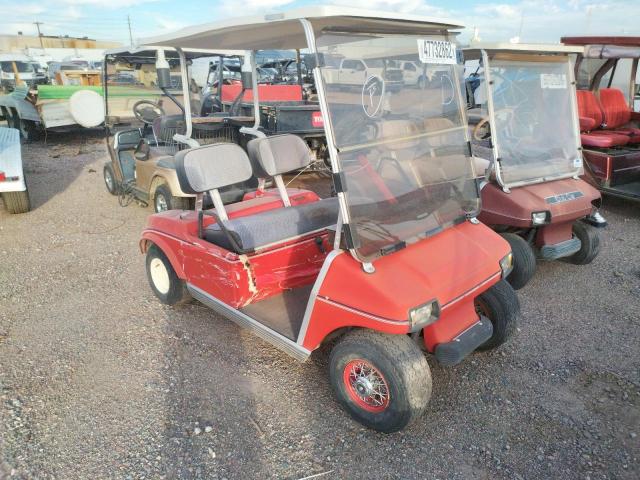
[103,46,257,212]
[562,36,640,201]
[465,43,604,289]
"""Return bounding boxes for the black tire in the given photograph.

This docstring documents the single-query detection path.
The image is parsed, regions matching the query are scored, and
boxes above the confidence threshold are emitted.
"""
[329,330,432,433]
[145,244,190,305]
[2,190,30,214]
[153,184,190,213]
[500,232,536,290]
[103,163,118,195]
[475,280,519,351]
[564,221,600,265]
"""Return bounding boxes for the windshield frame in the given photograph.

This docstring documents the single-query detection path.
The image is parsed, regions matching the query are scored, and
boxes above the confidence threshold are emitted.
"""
[304,21,479,264]
[481,49,583,189]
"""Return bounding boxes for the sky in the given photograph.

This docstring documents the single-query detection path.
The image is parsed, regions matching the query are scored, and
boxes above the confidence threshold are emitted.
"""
[0,0,638,46]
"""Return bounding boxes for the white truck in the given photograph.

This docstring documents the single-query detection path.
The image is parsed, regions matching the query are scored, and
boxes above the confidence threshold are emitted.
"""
[323,57,403,90]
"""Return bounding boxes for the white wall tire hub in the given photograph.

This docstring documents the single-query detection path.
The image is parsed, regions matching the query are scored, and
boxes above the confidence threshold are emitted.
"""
[149,258,170,294]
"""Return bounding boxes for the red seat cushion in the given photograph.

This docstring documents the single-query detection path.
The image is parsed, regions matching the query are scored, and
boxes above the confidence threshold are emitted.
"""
[221,84,303,102]
[576,90,604,130]
[599,88,631,129]
[581,133,630,148]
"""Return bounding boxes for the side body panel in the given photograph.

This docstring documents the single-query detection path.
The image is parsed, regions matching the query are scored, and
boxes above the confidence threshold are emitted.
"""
[302,221,508,351]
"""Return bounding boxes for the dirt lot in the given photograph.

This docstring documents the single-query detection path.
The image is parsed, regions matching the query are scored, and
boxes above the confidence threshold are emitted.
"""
[0,131,638,480]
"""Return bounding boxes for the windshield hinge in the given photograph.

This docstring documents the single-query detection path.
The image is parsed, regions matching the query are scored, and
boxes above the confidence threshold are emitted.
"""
[332,172,347,193]
[362,262,375,274]
[342,223,360,250]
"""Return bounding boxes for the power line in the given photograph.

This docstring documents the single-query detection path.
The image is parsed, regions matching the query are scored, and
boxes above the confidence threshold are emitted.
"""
[33,21,44,49]
[127,15,133,46]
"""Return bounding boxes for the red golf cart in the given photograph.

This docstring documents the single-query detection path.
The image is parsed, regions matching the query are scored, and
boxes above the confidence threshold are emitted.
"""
[562,36,640,201]
[465,43,604,290]
[139,7,520,432]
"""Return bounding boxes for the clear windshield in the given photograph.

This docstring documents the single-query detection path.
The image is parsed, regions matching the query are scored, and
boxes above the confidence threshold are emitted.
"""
[487,57,582,186]
[317,34,479,262]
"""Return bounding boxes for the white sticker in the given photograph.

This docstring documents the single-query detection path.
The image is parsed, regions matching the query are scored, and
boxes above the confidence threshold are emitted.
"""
[417,39,457,65]
[540,73,567,89]
[573,157,583,168]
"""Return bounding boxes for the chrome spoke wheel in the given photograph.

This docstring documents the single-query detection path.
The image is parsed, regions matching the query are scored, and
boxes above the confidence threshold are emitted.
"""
[155,194,168,212]
[343,359,390,412]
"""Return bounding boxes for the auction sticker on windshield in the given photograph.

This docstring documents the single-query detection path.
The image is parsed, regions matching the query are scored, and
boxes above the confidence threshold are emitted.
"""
[418,39,457,65]
[540,73,567,89]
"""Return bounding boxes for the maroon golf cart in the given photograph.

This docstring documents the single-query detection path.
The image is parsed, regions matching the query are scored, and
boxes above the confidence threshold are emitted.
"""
[465,43,605,290]
[138,7,521,432]
[562,36,640,201]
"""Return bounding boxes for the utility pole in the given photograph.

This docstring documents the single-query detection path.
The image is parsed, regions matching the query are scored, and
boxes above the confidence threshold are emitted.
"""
[127,15,134,46]
[33,21,44,49]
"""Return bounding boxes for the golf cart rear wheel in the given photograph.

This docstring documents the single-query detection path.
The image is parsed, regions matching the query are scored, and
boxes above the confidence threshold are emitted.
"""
[329,330,432,433]
[145,244,190,305]
[2,190,30,214]
[564,221,600,265]
[475,280,519,351]
[500,233,536,290]
[154,184,189,213]
[103,163,118,195]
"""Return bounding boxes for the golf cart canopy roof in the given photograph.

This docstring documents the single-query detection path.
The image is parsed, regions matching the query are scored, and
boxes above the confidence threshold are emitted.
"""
[562,37,640,59]
[464,42,583,60]
[105,46,244,62]
[142,6,464,51]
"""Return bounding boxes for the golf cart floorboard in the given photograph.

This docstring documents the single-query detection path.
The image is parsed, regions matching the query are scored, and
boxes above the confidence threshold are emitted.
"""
[603,181,640,200]
[240,284,313,341]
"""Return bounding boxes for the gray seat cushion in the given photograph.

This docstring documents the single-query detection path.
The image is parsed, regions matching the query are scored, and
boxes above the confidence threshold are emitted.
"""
[204,197,339,252]
[247,134,311,177]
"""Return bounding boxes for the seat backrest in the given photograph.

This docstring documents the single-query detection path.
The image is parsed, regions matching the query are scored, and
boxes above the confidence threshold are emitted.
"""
[175,143,253,194]
[599,88,631,129]
[152,114,186,144]
[247,134,311,177]
[576,90,603,128]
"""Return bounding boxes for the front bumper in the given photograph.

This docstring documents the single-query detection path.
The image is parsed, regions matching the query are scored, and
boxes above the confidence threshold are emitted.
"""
[538,237,581,260]
[434,317,493,366]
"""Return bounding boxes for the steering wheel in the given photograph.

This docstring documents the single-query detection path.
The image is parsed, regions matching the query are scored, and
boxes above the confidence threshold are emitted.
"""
[132,100,165,124]
[473,117,492,141]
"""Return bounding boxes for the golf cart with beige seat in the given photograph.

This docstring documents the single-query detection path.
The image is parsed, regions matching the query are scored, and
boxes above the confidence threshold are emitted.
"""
[103,46,257,212]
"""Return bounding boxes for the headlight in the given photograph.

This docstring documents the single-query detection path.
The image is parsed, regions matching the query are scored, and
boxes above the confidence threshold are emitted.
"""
[500,252,513,278]
[531,211,551,225]
[408,300,440,332]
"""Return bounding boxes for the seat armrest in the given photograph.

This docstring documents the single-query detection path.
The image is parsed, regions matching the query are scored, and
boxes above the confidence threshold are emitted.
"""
[579,116,597,132]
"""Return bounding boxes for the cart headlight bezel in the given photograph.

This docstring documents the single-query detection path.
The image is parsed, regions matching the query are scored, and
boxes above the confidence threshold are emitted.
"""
[408,300,440,333]
[500,252,514,279]
[531,210,551,225]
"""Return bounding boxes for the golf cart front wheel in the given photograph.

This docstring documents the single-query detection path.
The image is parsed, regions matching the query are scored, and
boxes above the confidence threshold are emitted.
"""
[2,190,30,214]
[145,244,190,305]
[154,184,189,213]
[564,221,600,265]
[329,330,432,433]
[475,280,520,351]
[103,163,118,195]
[500,233,536,290]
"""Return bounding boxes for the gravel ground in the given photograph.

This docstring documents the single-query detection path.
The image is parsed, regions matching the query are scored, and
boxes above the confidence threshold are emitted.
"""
[0,131,638,479]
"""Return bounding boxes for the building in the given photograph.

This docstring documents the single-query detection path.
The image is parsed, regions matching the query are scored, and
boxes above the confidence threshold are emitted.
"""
[0,34,120,52]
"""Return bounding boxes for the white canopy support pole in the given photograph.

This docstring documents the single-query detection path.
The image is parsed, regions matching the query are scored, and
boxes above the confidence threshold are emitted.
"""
[239,50,266,139]
[176,47,193,139]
